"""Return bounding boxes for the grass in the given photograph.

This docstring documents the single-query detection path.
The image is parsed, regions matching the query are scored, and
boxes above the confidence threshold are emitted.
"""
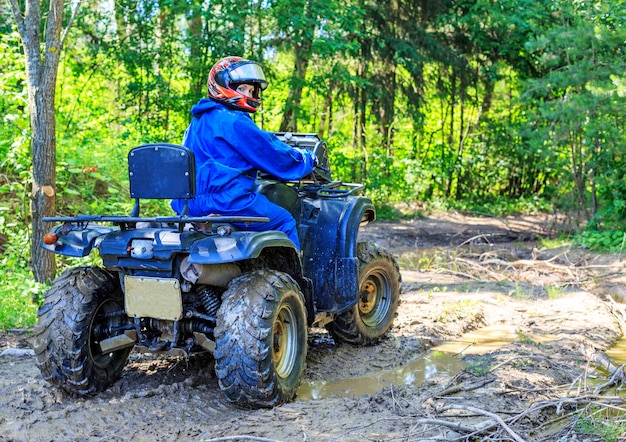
[574,416,626,442]
[464,354,493,375]
[397,249,449,272]
[508,281,531,300]
[436,298,480,323]
[546,285,566,299]
[516,330,539,346]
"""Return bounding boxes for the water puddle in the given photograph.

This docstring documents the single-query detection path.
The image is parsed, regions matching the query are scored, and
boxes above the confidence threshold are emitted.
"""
[298,325,626,401]
[297,350,465,401]
[433,324,559,355]
[606,337,626,365]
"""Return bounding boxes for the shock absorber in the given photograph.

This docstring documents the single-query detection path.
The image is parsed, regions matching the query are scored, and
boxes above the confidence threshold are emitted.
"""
[198,286,221,317]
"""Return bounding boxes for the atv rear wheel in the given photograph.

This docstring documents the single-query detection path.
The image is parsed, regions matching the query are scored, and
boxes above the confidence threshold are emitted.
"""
[214,269,308,408]
[327,242,401,345]
[32,267,131,395]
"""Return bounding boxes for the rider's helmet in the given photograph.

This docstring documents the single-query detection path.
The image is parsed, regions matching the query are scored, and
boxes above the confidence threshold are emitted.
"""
[207,56,268,112]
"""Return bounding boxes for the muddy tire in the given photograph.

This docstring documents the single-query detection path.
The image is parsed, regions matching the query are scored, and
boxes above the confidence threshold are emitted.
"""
[214,269,308,408]
[32,267,131,395]
[327,242,401,345]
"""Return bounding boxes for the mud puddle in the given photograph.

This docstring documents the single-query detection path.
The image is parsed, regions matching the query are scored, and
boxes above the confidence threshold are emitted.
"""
[434,324,560,355]
[607,336,626,365]
[298,323,626,401]
[434,323,626,365]
[297,350,465,400]
[297,325,560,402]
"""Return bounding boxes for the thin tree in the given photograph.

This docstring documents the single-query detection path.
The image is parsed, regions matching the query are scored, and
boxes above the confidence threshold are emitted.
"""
[7,0,81,283]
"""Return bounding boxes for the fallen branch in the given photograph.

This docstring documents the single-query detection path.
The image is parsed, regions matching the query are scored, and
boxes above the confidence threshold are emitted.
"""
[457,233,506,247]
[203,437,283,442]
[453,257,508,280]
[606,295,626,334]
[330,411,505,441]
[434,267,485,281]
[578,342,626,387]
[487,354,565,374]
[435,377,495,397]
[480,258,578,282]
[593,363,626,394]
[442,404,527,442]
[411,417,491,434]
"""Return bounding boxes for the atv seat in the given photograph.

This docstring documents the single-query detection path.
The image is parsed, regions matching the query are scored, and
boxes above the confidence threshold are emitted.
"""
[128,143,195,217]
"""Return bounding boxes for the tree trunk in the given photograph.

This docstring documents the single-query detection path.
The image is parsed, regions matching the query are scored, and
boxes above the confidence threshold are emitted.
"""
[318,79,333,139]
[280,41,310,133]
[8,0,81,283]
[29,90,57,283]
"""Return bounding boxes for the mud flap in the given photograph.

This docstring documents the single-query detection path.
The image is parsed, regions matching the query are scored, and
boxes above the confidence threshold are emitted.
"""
[331,257,359,313]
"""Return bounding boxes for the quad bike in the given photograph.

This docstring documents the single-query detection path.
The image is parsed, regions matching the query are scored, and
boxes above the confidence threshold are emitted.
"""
[34,133,402,408]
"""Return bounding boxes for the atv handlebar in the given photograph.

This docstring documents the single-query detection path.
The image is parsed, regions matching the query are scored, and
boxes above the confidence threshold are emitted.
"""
[316,183,365,198]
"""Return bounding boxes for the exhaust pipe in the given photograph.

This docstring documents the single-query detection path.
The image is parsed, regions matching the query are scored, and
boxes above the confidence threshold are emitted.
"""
[180,256,241,287]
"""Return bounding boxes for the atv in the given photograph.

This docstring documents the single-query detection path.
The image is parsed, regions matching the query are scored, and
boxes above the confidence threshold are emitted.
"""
[34,132,401,408]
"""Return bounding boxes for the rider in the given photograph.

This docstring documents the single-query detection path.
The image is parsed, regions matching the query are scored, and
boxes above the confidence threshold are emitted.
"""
[171,56,315,249]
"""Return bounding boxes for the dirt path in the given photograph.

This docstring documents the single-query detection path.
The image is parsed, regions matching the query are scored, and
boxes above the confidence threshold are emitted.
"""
[1,212,625,441]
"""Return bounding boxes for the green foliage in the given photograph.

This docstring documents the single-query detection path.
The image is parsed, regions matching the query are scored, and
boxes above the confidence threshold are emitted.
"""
[574,229,626,253]
[516,330,539,346]
[0,31,29,177]
[546,286,565,299]
[464,354,493,376]
[447,196,553,218]
[0,268,43,331]
[371,204,403,221]
[437,299,480,323]
[520,0,626,219]
[509,282,530,300]
[0,272,42,331]
[0,210,47,330]
[575,416,626,442]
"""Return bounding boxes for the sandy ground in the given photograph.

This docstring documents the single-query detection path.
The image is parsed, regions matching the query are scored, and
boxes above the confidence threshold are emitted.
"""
[1,212,626,441]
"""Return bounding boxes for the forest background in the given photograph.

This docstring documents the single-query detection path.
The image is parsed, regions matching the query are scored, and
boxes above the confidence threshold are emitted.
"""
[0,0,625,329]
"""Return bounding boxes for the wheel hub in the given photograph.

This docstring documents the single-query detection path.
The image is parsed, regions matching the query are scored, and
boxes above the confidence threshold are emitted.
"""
[359,280,378,315]
[273,320,286,363]
[272,304,297,379]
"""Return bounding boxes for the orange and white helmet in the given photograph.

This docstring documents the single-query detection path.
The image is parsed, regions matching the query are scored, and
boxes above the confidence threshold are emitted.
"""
[207,56,268,112]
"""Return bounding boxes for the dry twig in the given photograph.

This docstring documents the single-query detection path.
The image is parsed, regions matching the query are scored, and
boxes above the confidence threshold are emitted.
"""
[606,295,626,334]
[442,404,527,442]
[578,342,626,387]
[203,437,284,442]
[435,377,495,397]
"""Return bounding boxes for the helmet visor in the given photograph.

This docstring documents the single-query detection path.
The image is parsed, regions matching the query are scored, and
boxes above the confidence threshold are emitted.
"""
[228,63,268,90]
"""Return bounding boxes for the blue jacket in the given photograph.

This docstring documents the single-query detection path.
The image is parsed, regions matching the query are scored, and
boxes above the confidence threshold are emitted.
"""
[171,99,315,216]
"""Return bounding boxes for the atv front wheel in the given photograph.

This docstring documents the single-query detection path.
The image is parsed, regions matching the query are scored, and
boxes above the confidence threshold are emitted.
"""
[214,269,308,408]
[32,267,131,395]
[327,242,401,345]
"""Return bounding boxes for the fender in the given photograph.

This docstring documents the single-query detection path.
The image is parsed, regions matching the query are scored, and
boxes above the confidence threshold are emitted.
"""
[187,230,297,264]
[300,195,375,313]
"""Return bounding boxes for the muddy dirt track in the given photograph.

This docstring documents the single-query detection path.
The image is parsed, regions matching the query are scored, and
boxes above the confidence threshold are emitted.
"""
[1,212,626,441]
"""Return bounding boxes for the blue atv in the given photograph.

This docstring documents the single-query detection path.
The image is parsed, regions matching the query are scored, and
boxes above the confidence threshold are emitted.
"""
[33,133,401,408]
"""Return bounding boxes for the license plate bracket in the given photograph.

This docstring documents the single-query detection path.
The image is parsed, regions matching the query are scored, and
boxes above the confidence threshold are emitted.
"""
[124,276,183,321]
